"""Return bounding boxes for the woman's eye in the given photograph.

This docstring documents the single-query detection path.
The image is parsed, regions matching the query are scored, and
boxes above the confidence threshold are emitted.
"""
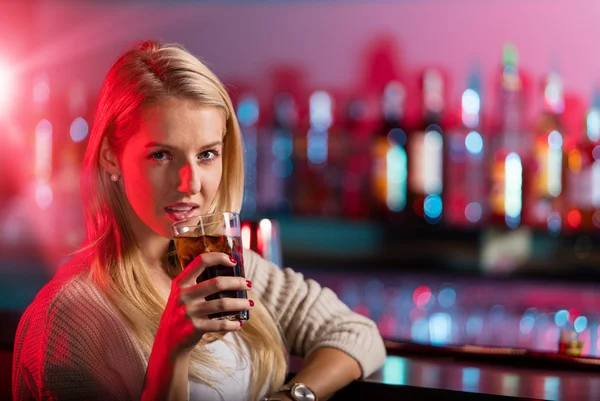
[199,150,219,161]
[148,151,170,161]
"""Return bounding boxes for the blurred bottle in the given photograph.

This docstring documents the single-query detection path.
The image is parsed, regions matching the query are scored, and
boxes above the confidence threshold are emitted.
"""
[321,90,349,217]
[33,83,91,266]
[236,93,260,217]
[60,83,90,250]
[526,71,567,235]
[258,92,299,215]
[371,81,409,221]
[0,73,53,256]
[340,95,377,219]
[408,69,446,224]
[294,90,336,216]
[559,327,584,356]
[566,91,600,231]
[445,67,488,227]
[489,44,527,229]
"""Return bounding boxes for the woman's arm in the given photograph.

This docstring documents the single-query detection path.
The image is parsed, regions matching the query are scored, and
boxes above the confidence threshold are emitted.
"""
[269,348,362,400]
[141,343,191,401]
[245,250,386,398]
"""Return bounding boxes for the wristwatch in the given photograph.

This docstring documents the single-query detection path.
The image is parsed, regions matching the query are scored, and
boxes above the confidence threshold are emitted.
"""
[259,382,317,401]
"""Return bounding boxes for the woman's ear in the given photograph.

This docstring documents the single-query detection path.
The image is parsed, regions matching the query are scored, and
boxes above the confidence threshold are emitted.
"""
[98,137,121,175]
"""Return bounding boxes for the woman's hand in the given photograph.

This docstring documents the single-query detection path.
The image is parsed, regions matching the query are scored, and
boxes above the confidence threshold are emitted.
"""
[156,252,253,356]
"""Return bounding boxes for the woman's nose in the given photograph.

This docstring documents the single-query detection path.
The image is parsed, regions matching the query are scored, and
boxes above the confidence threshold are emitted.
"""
[178,163,201,195]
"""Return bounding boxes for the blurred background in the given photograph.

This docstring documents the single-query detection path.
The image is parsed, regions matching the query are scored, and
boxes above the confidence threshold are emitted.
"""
[4,0,600,386]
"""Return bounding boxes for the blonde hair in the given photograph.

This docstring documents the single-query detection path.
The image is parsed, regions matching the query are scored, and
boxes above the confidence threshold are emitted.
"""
[79,41,287,400]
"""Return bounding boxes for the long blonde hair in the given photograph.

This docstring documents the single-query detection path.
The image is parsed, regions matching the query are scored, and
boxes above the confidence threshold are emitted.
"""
[79,41,287,400]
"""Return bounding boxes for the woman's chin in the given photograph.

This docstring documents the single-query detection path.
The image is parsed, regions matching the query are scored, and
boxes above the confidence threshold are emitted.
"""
[148,223,174,241]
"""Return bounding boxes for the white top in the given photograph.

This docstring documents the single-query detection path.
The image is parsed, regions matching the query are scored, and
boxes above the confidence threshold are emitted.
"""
[190,332,257,401]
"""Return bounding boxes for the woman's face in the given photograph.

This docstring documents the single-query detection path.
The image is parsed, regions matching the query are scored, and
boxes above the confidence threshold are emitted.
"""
[118,99,225,239]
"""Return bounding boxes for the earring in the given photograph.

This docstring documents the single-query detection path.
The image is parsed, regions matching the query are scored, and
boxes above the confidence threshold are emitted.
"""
[110,173,119,182]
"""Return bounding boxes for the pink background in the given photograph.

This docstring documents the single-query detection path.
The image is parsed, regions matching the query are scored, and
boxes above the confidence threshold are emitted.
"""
[26,0,600,119]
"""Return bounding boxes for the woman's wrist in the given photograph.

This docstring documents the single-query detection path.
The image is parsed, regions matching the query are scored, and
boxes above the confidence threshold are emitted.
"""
[168,342,194,361]
[143,336,192,401]
[170,346,192,366]
[153,324,193,361]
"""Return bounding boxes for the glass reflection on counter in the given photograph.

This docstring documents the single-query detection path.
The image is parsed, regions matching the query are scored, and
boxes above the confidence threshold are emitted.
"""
[381,356,408,386]
[308,271,600,358]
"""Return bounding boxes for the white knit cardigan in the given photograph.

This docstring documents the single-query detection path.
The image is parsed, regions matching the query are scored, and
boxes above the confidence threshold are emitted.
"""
[13,249,386,400]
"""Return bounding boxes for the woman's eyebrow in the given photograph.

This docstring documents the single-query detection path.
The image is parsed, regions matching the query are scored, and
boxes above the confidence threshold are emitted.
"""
[144,141,223,150]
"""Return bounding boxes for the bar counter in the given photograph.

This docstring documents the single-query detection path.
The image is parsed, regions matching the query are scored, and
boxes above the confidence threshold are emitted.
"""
[291,341,600,401]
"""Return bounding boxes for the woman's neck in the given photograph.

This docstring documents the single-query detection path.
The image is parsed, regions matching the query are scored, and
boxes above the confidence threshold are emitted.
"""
[126,215,171,271]
[134,227,174,300]
[138,233,171,271]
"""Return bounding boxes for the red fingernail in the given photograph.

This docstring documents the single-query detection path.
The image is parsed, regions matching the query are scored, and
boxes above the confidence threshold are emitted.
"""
[249,300,255,307]
[239,320,243,327]
[246,280,252,288]
[230,257,237,264]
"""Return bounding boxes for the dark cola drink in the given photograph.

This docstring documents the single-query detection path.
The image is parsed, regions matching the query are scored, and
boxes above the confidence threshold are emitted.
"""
[174,234,248,321]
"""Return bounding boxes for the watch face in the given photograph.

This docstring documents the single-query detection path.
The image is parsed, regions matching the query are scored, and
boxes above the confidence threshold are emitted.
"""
[291,384,316,401]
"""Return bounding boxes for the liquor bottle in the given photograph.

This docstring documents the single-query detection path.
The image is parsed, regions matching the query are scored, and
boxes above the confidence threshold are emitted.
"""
[292,90,335,216]
[288,91,333,216]
[340,94,377,219]
[236,92,260,217]
[489,44,527,229]
[61,81,90,249]
[39,84,91,266]
[320,89,348,217]
[257,91,299,215]
[526,71,566,234]
[445,68,487,227]
[566,90,600,231]
[408,68,445,224]
[586,92,600,230]
[371,80,409,220]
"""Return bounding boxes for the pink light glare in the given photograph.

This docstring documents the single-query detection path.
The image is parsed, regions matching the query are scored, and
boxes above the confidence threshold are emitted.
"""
[0,60,15,116]
[241,223,251,249]
[30,0,600,114]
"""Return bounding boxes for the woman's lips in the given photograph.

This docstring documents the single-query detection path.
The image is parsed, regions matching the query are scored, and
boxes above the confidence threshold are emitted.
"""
[165,206,199,221]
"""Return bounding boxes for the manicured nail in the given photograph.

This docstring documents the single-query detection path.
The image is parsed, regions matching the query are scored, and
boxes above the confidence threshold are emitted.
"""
[249,299,255,307]
[239,320,243,327]
[229,257,237,264]
[246,280,252,288]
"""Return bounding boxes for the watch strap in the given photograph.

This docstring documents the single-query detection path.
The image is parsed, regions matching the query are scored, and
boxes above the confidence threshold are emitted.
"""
[275,382,317,401]
[276,383,294,392]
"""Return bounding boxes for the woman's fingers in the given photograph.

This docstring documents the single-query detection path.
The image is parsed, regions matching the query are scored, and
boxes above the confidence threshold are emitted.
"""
[191,317,244,333]
[176,252,236,288]
[188,297,254,317]
[181,276,251,301]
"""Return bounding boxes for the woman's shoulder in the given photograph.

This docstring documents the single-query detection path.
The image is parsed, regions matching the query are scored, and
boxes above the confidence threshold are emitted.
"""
[14,254,143,370]
[242,248,309,299]
[17,255,119,343]
[13,257,147,400]
[27,256,104,314]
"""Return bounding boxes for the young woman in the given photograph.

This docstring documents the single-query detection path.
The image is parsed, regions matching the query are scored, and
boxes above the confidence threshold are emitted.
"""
[13,41,386,401]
